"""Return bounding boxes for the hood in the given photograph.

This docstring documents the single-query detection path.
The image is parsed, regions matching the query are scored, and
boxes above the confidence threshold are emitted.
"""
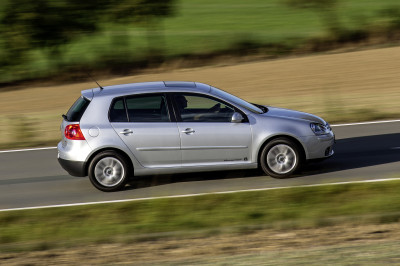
[265,106,326,124]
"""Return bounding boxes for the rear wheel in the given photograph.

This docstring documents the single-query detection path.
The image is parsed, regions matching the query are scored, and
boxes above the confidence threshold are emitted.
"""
[260,138,301,178]
[88,151,131,192]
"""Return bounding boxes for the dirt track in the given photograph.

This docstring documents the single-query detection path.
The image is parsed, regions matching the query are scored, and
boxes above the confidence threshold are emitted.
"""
[1,46,400,116]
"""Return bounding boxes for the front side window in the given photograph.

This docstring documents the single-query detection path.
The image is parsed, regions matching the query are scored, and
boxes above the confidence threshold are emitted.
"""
[173,93,235,122]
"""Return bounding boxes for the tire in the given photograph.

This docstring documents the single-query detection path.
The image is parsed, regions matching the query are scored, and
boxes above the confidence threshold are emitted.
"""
[260,138,302,178]
[88,151,131,192]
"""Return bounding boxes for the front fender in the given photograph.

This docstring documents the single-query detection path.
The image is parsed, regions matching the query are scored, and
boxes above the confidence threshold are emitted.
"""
[249,115,312,162]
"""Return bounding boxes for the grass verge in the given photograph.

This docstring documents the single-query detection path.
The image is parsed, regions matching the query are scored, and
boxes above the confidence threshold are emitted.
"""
[2,178,400,253]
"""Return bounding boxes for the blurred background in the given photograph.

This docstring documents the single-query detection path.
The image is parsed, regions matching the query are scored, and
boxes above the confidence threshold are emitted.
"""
[0,0,400,148]
[1,1,400,264]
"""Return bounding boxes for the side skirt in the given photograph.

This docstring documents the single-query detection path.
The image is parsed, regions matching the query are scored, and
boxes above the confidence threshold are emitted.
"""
[134,162,258,176]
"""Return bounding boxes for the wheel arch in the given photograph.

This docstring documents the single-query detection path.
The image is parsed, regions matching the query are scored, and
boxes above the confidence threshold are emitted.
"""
[84,147,134,177]
[256,135,307,167]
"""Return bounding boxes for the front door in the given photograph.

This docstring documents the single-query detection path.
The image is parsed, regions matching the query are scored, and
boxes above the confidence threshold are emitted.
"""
[173,93,252,166]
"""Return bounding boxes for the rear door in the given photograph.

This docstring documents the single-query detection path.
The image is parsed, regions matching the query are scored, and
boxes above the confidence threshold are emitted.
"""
[110,93,181,168]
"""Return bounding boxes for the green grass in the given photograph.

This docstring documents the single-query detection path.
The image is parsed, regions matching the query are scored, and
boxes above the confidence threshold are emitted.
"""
[2,0,400,83]
[2,178,400,252]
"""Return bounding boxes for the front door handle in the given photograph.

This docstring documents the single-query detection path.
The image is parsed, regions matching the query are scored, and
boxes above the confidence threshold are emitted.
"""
[120,129,133,135]
[181,128,195,135]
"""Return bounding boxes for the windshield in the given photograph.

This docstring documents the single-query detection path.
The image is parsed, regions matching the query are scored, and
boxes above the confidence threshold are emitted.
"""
[211,87,264,114]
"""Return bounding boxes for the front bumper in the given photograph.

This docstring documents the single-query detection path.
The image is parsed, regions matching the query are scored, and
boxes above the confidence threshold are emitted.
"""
[58,157,86,177]
[300,132,335,160]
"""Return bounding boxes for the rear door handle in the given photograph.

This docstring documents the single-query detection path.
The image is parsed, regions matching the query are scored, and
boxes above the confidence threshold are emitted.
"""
[120,129,133,135]
[181,128,195,134]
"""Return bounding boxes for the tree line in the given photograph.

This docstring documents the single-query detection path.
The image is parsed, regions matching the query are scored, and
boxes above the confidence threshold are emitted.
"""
[1,0,399,81]
[0,0,176,68]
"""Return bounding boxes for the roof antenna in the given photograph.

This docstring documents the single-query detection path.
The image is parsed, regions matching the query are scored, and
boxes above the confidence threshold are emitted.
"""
[86,71,104,90]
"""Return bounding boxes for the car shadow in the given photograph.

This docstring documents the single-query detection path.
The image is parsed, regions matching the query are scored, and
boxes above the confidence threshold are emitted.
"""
[302,133,400,175]
[126,133,400,190]
[128,168,263,190]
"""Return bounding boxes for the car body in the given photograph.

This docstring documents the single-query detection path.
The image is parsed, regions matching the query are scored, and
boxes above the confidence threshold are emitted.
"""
[58,81,334,191]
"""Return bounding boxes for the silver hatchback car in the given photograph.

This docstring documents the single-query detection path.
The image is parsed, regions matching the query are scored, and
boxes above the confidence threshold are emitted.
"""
[58,81,334,191]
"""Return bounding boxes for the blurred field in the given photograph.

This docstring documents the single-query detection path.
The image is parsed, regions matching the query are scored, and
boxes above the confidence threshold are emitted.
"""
[1,46,400,148]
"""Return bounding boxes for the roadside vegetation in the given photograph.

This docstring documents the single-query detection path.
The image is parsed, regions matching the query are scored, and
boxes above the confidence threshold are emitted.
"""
[2,178,400,254]
[1,0,400,84]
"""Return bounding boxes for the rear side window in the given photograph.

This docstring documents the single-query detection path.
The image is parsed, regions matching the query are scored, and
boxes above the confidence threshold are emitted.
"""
[109,94,170,123]
[65,96,90,122]
[126,94,170,122]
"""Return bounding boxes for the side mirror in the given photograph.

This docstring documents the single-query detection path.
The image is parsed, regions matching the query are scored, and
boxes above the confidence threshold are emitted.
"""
[231,112,244,123]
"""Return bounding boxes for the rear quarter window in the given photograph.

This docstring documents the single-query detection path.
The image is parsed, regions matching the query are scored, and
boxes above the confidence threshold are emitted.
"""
[109,98,128,122]
[65,96,90,122]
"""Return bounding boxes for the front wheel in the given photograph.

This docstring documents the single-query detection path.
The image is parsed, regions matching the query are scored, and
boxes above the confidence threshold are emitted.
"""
[88,151,131,192]
[260,138,302,178]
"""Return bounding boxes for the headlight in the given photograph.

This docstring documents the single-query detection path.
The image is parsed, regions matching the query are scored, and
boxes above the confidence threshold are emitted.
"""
[310,123,331,136]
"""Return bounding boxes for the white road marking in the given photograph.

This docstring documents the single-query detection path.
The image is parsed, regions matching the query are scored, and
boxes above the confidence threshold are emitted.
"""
[0,147,57,154]
[332,119,400,127]
[0,119,399,154]
[1,177,400,212]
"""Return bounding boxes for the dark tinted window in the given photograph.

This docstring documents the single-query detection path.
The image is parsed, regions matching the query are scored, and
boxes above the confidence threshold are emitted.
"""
[65,96,90,122]
[109,98,128,122]
[126,94,170,122]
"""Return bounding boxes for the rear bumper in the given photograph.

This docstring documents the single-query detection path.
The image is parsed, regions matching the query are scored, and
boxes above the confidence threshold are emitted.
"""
[58,157,86,177]
[57,139,91,177]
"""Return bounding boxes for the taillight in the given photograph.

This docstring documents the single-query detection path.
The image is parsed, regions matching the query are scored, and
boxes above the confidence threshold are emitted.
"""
[65,124,85,140]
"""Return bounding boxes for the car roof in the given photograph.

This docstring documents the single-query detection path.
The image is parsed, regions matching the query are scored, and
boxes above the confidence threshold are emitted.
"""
[81,81,212,100]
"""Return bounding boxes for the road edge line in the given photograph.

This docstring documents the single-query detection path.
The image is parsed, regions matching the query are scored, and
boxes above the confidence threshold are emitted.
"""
[331,119,400,127]
[2,177,400,212]
[0,147,57,153]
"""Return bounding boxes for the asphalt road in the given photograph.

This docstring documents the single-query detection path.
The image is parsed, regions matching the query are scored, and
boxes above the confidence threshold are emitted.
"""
[1,121,399,210]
